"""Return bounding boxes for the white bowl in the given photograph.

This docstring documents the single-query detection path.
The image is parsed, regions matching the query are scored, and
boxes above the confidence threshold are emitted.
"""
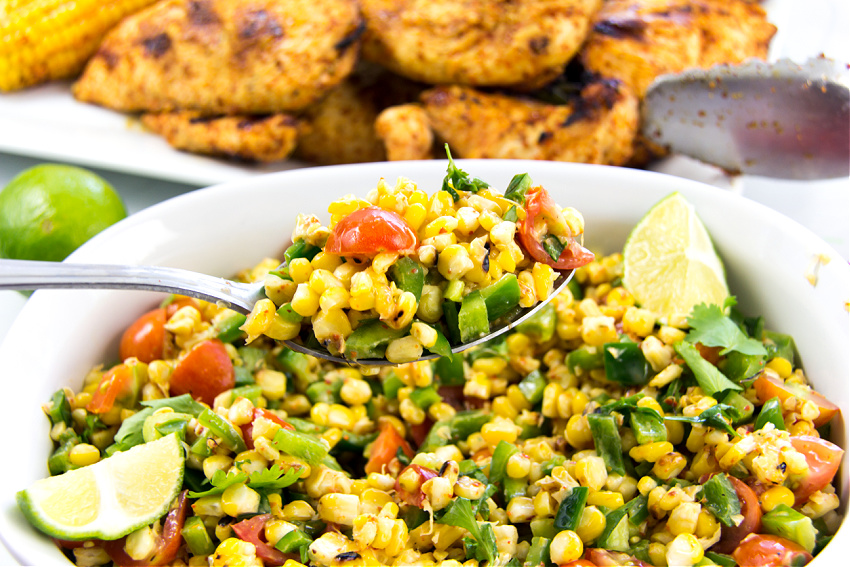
[0,161,847,565]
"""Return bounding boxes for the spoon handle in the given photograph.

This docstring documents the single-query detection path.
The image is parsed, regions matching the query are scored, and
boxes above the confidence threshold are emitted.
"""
[0,259,262,314]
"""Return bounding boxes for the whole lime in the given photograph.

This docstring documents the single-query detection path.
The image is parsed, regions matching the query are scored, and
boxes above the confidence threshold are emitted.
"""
[0,164,127,262]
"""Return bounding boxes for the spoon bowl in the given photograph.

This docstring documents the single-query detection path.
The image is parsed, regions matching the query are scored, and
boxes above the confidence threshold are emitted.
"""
[0,258,572,365]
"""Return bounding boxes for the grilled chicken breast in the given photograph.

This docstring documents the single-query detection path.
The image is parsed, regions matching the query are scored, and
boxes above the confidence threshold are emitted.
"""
[73,0,363,114]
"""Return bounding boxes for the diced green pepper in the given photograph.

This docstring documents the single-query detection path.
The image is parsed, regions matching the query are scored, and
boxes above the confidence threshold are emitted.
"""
[458,291,490,343]
[424,323,454,359]
[419,410,490,452]
[410,386,442,410]
[554,486,589,531]
[444,279,465,303]
[198,408,247,453]
[214,312,247,343]
[587,413,625,475]
[755,397,786,431]
[764,331,796,364]
[518,370,547,405]
[344,319,409,360]
[276,349,316,391]
[603,341,649,386]
[524,536,553,567]
[630,410,667,445]
[284,240,321,265]
[182,515,216,556]
[596,507,630,551]
[704,552,737,567]
[762,504,816,553]
[382,372,406,400]
[529,518,557,539]
[389,257,425,302]
[272,428,330,467]
[504,477,528,502]
[566,346,603,374]
[434,353,465,386]
[489,440,519,489]
[306,381,341,405]
[516,302,556,343]
[721,391,755,425]
[443,300,462,345]
[142,411,191,443]
[276,303,304,324]
[479,274,522,322]
[231,384,264,405]
[721,351,765,382]
[275,527,313,554]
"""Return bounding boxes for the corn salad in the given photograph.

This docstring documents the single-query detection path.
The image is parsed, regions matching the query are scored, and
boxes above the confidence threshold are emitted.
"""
[30,255,843,566]
[240,159,593,363]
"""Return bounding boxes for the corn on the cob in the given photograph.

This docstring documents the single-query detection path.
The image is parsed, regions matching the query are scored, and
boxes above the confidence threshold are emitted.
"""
[0,0,158,91]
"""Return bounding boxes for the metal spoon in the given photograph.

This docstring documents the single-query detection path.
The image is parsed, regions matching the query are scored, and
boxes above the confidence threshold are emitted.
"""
[0,258,573,366]
[642,57,850,180]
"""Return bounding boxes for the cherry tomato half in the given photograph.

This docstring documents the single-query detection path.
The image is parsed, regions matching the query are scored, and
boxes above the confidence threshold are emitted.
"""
[754,373,839,427]
[103,491,188,566]
[731,534,813,566]
[169,339,235,406]
[365,421,415,475]
[518,186,594,269]
[119,308,167,363]
[231,514,291,566]
[789,435,844,505]
[714,475,763,554]
[325,206,418,257]
[87,363,140,414]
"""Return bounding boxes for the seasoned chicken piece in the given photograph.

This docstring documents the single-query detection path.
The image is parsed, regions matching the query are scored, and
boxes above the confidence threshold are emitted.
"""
[360,0,603,89]
[141,112,300,162]
[581,0,776,97]
[421,81,639,166]
[295,63,426,165]
[375,104,435,161]
[73,0,363,114]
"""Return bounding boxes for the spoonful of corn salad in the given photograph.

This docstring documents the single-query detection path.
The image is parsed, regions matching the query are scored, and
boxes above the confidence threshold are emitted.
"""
[0,151,594,365]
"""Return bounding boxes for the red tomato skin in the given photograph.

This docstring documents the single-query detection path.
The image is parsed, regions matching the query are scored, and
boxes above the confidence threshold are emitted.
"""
[87,364,133,414]
[325,206,418,256]
[119,308,167,363]
[584,549,650,566]
[395,464,438,507]
[169,339,235,406]
[231,514,291,566]
[789,436,844,505]
[753,373,838,427]
[714,476,763,554]
[518,187,594,269]
[731,534,813,567]
[103,491,188,566]
[366,422,415,475]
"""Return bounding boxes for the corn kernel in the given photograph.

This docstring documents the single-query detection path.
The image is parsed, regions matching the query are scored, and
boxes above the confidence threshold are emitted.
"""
[550,530,583,565]
[318,493,359,526]
[759,486,796,512]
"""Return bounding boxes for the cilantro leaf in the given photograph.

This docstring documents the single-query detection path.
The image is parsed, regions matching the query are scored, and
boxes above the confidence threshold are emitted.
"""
[664,404,738,437]
[442,144,489,201]
[674,341,742,396]
[436,497,497,564]
[247,463,304,490]
[187,468,249,498]
[699,473,741,527]
[686,302,767,356]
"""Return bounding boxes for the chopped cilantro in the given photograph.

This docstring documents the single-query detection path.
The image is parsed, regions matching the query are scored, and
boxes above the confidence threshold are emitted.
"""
[442,144,489,201]
[686,301,767,356]
[674,341,742,397]
[436,497,497,564]
[541,234,565,262]
[665,403,738,437]
[699,473,742,527]
[187,463,303,498]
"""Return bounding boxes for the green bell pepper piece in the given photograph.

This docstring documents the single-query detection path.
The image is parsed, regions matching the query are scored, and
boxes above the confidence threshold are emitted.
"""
[516,302,556,342]
[284,240,321,265]
[182,516,216,555]
[458,291,490,343]
[214,312,247,343]
[419,410,490,452]
[603,341,649,386]
[554,486,589,531]
[518,369,547,405]
[199,408,247,453]
[755,396,786,431]
[587,413,625,475]
[504,173,532,205]
[344,319,409,360]
[721,391,755,425]
[762,504,816,553]
[389,257,425,302]
[479,273,521,322]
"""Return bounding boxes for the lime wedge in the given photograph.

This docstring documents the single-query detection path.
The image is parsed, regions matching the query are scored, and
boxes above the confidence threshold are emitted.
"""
[17,433,184,541]
[623,192,728,319]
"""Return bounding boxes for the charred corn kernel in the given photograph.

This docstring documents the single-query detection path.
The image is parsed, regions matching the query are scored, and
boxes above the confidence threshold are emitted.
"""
[410,321,438,349]
[203,454,234,480]
[506,496,535,522]
[326,404,355,430]
[760,486,796,512]
[404,202,427,230]
[565,415,593,449]
[766,357,793,378]
[0,0,161,92]
[211,537,261,566]
[400,398,426,425]
[532,262,556,300]
[291,284,320,317]
[695,509,719,539]
[549,530,583,565]
[648,542,668,567]
[587,491,624,510]
[389,291,418,330]
[386,336,424,364]
[575,456,607,491]
[653,452,688,480]
[68,443,100,467]
[454,476,487,500]
[282,500,315,521]
[221,483,260,517]
[422,476,454,510]
[621,306,656,337]
[371,253,399,276]
[666,533,703,566]
[630,441,674,463]
[318,493,359,525]
[580,315,618,346]
[667,502,701,535]
[340,378,372,406]
[506,453,532,479]
[576,506,605,543]
[481,417,519,446]
[288,258,313,283]
[312,307,352,347]
[264,275,297,305]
